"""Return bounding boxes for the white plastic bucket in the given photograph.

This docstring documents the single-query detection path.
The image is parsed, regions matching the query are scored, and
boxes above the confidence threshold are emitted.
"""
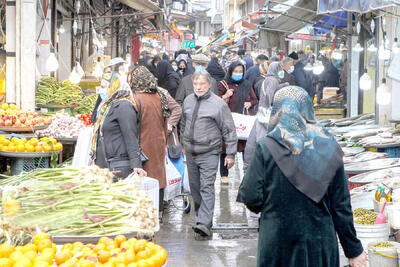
[368,241,400,267]
[355,223,390,250]
[388,205,400,230]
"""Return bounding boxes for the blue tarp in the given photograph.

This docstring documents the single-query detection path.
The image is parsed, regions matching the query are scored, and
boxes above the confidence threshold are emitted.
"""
[212,32,230,45]
[318,0,395,14]
[313,11,348,34]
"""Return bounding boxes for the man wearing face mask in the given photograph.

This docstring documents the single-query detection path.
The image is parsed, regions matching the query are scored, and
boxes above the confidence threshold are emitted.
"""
[175,54,218,106]
[289,51,313,98]
[181,70,237,237]
[280,57,296,85]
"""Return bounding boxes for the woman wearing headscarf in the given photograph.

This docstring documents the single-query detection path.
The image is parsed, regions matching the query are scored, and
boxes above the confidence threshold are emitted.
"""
[259,62,287,110]
[155,60,181,98]
[128,66,170,215]
[176,54,194,77]
[90,70,147,179]
[217,61,258,184]
[170,59,179,72]
[252,61,269,101]
[147,55,161,76]
[237,86,367,267]
[206,57,226,82]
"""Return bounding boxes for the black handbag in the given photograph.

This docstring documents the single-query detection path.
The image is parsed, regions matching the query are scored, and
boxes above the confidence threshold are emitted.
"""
[167,129,182,159]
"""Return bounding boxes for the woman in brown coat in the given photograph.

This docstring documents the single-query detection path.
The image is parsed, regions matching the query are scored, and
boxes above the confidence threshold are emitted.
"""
[129,66,170,214]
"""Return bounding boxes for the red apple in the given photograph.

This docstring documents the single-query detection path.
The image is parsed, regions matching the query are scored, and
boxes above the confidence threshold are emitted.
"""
[5,119,12,126]
[0,119,5,126]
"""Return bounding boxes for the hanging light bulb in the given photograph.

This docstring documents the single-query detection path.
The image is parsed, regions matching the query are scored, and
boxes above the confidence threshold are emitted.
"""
[359,69,372,91]
[73,20,78,36]
[371,20,375,33]
[69,62,84,84]
[379,44,391,60]
[376,78,390,105]
[332,49,343,60]
[393,38,400,54]
[304,62,313,71]
[368,43,378,52]
[75,0,81,14]
[356,21,361,34]
[353,42,364,52]
[59,24,65,34]
[313,61,325,75]
[46,52,59,72]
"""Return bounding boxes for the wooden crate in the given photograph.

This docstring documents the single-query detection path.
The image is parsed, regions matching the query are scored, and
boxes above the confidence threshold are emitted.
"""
[315,108,345,119]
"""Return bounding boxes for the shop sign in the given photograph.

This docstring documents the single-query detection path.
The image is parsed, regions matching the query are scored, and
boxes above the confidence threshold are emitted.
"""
[181,40,195,48]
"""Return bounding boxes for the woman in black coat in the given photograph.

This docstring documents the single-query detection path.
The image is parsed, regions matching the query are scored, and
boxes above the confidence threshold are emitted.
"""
[206,57,226,82]
[155,60,181,98]
[238,86,367,267]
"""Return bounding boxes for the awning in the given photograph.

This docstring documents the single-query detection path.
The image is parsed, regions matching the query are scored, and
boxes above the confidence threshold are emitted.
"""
[266,0,319,33]
[118,0,161,12]
[317,0,395,14]
[313,11,348,34]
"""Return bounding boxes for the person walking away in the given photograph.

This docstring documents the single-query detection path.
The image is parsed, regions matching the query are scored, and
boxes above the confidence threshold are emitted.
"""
[238,49,254,69]
[91,70,147,179]
[155,60,181,98]
[317,53,340,103]
[128,66,170,216]
[218,61,258,184]
[280,57,296,85]
[245,54,269,88]
[206,57,226,82]
[147,56,161,76]
[289,52,313,98]
[175,54,218,105]
[339,55,348,101]
[181,70,237,237]
[237,86,367,267]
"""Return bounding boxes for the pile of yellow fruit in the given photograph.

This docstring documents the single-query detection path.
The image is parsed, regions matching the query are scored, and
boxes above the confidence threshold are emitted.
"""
[0,233,168,267]
[0,136,63,153]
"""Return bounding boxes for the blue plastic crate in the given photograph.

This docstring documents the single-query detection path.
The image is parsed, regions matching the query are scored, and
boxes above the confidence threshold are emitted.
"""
[377,146,400,158]
[11,157,49,175]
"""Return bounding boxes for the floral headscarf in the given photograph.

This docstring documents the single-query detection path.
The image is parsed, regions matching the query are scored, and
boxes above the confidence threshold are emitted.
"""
[128,66,170,118]
[265,86,343,203]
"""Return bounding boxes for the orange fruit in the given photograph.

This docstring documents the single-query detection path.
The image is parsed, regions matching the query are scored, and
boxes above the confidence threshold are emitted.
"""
[54,142,63,151]
[25,143,34,152]
[77,259,94,267]
[11,137,19,144]
[97,250,110,264]
[29,138,39,146]
[114,235,127,247]
[22,244,37,253]
[34,254,52,265]
[2,139,10,146]
[23,250,37,261]
[136,260,147,267]
[62,243,73,251]
[55,250,72,265]
[42,143,52,152]
[128,238,137,246]
[17,144,25,152]
[0,243,15,258]
[34,145,43,152]
[0,258,12,267]
[99,237,114,245]
[159,249,168,265]
[133,240,146,253]
[12,257,31,267]
[114,254,127,265]
[1,146,8,151]
[144,258,156,267]
[151,253,164,266]
[32,261,49,267]
[72,241,84,249]
[93,243,105,252]
[125,252,136,264]
[9,251,23,263]
[37,239,52,252]
[7,144,16,152]
[33,233,49,246]
[127,263,138,267]
[135,247,150,261]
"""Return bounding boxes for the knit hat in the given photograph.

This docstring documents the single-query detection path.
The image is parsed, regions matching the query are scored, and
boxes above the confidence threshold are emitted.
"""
[288,52,299,60]
[191,54,209,64]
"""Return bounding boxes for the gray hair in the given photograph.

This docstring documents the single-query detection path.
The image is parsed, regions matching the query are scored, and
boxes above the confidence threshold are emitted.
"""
[281,57,293,66]
[192,70,212,84]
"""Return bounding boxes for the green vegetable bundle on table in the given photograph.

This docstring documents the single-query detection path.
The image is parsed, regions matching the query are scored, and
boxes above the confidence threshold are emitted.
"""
[36,78,84,106]
[75,94,98,114]
[0,166,158,237]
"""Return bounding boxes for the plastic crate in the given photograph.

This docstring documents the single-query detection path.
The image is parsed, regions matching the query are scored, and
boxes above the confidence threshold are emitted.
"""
[11,157,50,175]
[377,147,400,158]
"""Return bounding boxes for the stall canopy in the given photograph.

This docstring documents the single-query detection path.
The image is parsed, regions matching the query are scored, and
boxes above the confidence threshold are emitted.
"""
[313,11,348,34]
[317,0,395,14]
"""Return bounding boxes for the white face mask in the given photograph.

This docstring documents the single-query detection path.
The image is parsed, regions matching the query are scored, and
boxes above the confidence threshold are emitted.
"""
[278,70,285,79]
[287,66,294,74]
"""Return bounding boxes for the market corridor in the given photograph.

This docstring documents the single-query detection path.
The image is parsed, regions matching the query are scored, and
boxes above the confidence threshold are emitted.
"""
[155,156,259,266]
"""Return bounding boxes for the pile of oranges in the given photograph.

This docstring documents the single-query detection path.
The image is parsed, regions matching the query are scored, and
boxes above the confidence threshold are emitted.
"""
[0,233,168,267]
[0,137,63,153]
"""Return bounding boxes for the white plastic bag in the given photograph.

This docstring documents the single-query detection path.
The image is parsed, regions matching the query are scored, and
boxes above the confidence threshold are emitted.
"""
[164,155,182,201]
[183,155,190,193]
[72,126,93,167]
[231,112,256,140]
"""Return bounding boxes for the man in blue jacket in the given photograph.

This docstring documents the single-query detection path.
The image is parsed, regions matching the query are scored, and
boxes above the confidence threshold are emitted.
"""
[244,54,269,88]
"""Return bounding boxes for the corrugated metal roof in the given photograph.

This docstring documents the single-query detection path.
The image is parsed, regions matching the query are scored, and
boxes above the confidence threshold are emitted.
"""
[318,0,395,14]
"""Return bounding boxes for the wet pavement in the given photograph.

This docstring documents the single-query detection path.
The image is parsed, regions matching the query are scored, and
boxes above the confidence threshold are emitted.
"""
[154,155,259,267]
[154,154,349,267]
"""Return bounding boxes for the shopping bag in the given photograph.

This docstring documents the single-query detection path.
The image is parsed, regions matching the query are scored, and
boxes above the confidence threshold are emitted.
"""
[169,153,190,194]
[231,111,256,140]
[72,126,93,167]
[183,156,190,193]
[164,155,182,201]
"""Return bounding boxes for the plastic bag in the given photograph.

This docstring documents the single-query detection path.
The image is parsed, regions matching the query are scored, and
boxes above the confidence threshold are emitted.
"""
[72,126,93,167]
[164,155,182,201]
[232,111,256,140]
[168,152,190,194]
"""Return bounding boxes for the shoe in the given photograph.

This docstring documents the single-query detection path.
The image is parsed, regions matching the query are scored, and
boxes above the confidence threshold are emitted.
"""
[193,224,211,237]
[221,176,229,185]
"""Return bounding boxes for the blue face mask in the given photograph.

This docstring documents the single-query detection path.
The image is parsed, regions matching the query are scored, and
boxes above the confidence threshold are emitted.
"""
[195,65,206,71]
[172,65,178,71]
[232,73,243,82]
[99,88,109,101]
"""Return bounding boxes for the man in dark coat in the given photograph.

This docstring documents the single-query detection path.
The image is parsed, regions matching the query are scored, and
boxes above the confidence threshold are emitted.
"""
[245,54,269,88]
[175,54,218,105]
[289,52,313,97]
